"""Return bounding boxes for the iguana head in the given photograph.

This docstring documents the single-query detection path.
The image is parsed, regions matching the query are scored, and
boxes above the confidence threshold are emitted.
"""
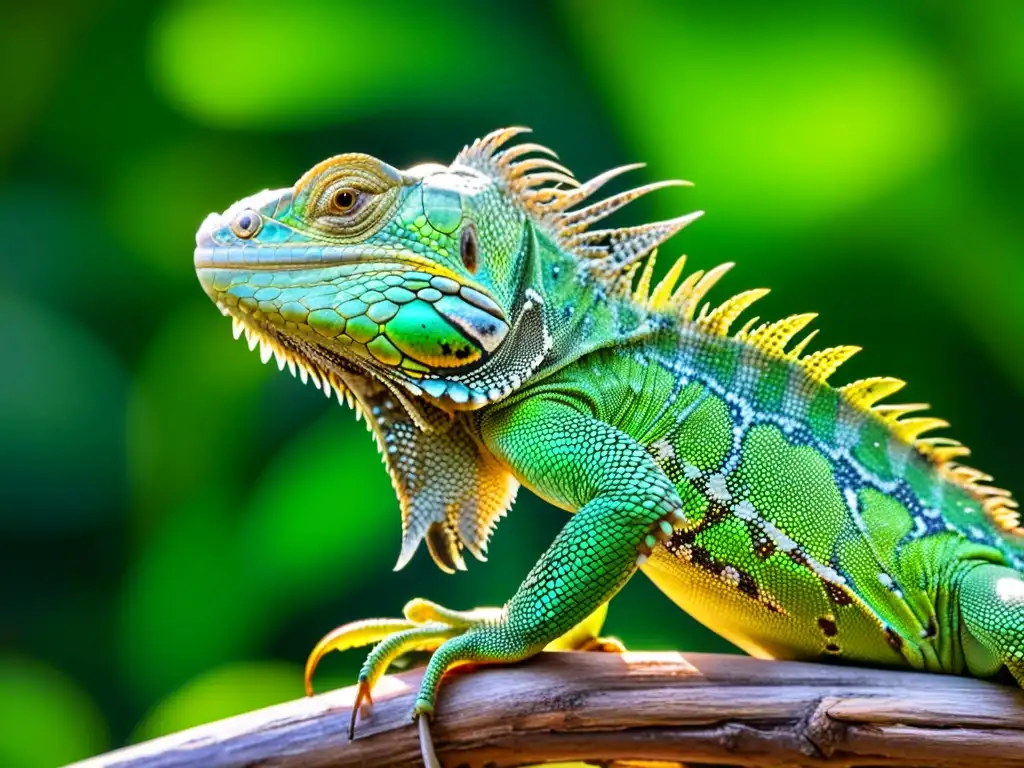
[194,128,699,570]
[193,145,544,413]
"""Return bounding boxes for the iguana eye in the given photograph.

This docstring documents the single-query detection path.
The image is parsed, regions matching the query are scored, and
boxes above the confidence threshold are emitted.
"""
[294,154,402,241]
[230,209,262,239]
[331,188,359,213]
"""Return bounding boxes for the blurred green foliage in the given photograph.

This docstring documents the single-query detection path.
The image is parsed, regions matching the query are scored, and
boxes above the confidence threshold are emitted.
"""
[1,1,1022,764]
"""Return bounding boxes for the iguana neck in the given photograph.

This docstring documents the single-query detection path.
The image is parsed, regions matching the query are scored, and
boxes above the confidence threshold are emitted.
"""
[525,223,660,384]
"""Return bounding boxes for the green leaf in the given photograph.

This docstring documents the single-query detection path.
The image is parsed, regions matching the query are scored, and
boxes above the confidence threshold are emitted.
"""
[0,657,107,767]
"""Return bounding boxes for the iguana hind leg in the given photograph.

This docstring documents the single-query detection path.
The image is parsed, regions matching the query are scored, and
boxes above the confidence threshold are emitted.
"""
[959,562,1024,686]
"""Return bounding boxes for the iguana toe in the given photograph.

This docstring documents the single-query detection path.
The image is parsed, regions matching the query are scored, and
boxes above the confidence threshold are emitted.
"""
[305,617,417,696]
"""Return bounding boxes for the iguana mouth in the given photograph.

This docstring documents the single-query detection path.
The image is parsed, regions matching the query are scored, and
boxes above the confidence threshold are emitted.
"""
[194,189,513,385]
[194,241,435,272]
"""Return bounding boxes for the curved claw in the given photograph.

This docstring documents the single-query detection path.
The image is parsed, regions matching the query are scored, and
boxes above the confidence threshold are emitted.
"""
[417,711,441,768]
[306,605,507,751]
[348,677,374,740]
[339,621,459,741]
[305,618,417,696]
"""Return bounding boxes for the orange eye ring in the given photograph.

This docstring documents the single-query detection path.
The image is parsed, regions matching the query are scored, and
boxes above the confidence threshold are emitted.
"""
[331,188,359,213]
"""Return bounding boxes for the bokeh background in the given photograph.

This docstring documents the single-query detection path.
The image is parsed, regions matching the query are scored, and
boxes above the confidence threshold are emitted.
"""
[2,1,1023,764]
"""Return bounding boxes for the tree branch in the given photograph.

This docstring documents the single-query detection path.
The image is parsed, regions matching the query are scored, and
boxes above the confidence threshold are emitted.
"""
[69,652,1024,768]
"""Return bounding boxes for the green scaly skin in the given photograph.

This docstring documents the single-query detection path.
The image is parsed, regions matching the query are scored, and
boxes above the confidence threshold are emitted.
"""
[194,128,1024,761]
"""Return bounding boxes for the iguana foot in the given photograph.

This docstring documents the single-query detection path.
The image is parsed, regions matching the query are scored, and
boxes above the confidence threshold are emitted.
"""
[304,609,460,740]
[303,600,501,768]
[304,599,618,764]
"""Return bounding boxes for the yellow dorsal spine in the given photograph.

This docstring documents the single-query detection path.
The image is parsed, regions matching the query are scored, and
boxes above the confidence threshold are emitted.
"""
[649,254,688,310]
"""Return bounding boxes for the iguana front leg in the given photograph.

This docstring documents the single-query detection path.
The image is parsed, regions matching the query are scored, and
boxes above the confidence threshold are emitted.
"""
[308,396,683,762]
[403,397,681,710]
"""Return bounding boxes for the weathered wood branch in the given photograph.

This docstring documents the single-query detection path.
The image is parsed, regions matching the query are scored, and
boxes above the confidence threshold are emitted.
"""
[69,652,1024,768]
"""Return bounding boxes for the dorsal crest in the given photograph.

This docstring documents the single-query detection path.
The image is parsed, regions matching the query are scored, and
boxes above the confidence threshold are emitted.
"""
[455,127,1019,537]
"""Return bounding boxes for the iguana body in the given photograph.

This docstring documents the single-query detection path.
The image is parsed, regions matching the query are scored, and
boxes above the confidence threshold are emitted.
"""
[194,128,1024,763]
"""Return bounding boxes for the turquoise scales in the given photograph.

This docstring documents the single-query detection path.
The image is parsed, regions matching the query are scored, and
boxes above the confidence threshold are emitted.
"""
[194,128,1024,766]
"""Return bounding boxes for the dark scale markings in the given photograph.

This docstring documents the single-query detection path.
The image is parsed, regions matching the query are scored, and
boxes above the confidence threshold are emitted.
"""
[823,581,855,607]
[885,627,905,653]
[647,360,898,631]
[662,538,786,616]
[818,616,839,636]
[640,339,1022,666]
[753,534,777,560]
[661,476,784,614]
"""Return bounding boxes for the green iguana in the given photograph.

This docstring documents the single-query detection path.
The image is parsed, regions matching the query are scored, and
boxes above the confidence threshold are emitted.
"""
[194,127,1024,765]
